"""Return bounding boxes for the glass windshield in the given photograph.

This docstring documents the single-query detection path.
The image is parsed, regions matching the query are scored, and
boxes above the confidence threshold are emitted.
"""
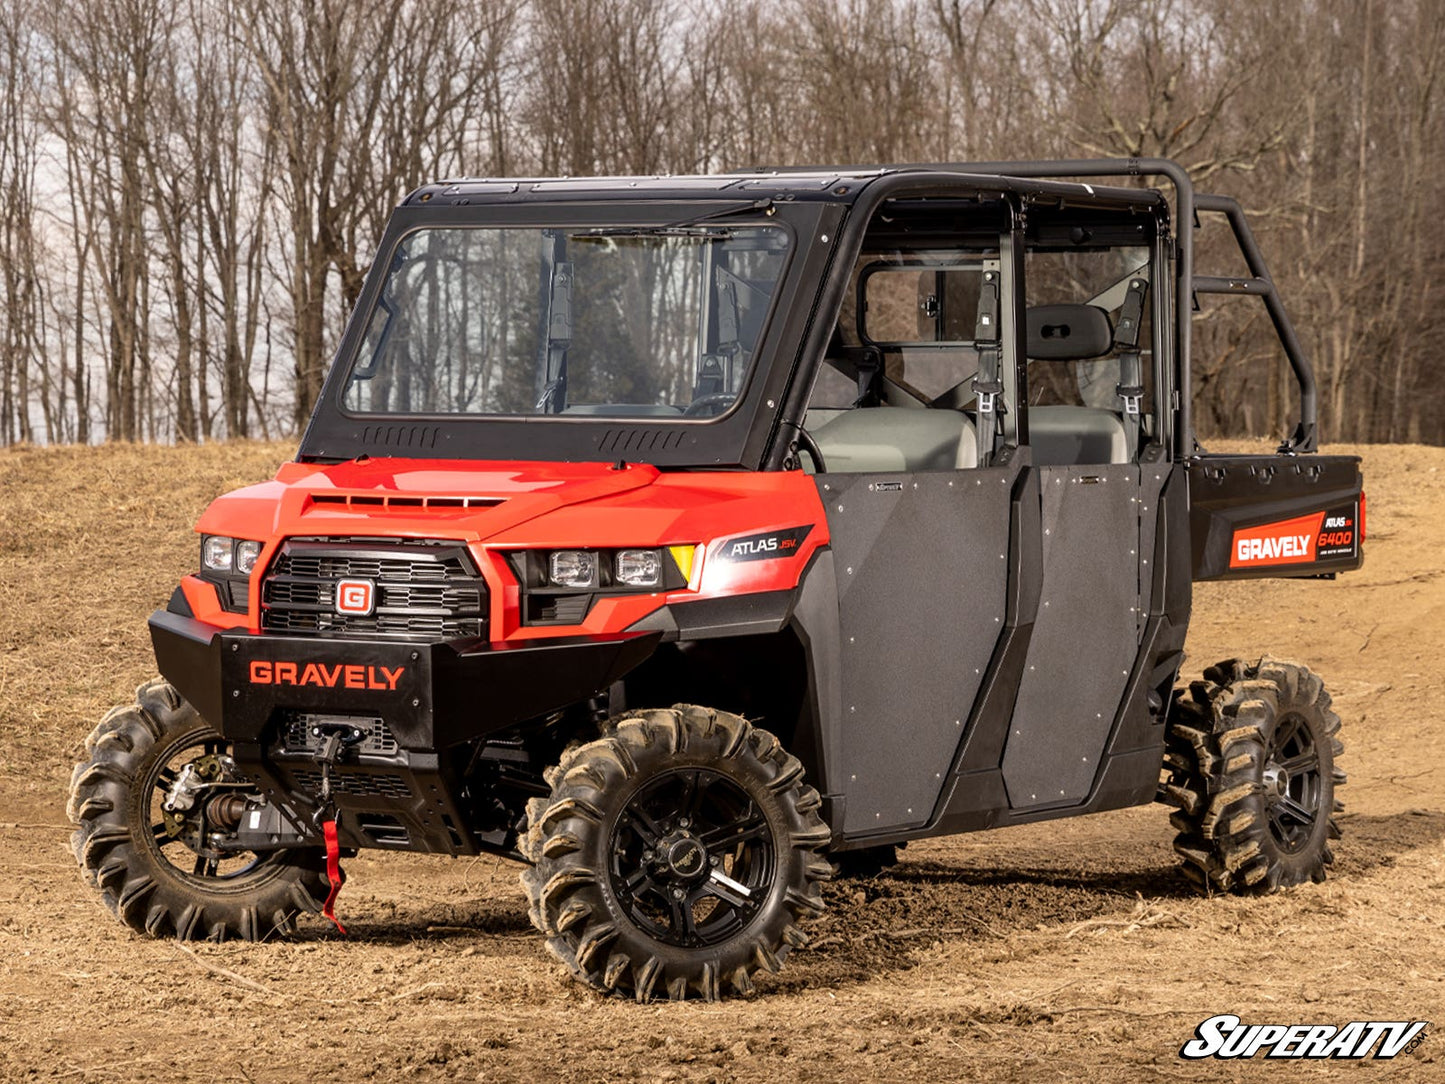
[342,224,790,418]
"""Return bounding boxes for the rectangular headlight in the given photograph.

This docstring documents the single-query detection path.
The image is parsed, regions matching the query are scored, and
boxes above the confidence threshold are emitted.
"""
[548,550,598,588]
[615,549,662,587]
[234,540,263,575]
[202,535,234,572]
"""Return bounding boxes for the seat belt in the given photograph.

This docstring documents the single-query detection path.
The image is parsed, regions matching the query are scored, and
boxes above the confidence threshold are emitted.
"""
[1114,278,1149,456]
[972,269,1002,467]
[841,345,882,408]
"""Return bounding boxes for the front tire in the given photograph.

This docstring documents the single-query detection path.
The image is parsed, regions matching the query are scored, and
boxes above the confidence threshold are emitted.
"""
[1160,659,1345,895]
[521,705,832,1001]
[68,680,329,941]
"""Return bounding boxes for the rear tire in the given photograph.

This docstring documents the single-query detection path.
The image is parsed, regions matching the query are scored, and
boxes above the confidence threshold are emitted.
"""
[68,680,329,941]
[521,705,832,1001]
[1160,659,1344,895]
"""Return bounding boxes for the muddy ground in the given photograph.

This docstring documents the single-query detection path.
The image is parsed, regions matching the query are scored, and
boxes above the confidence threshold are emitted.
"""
[0,440,1442,1082]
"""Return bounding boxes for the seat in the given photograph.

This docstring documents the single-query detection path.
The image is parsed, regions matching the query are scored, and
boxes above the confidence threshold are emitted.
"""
[1027,405,1129,465]
[1024,302,1134,466]
[812,406,977,473]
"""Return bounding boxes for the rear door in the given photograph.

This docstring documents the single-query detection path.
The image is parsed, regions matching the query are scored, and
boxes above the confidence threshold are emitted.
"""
[998,234,1152,811]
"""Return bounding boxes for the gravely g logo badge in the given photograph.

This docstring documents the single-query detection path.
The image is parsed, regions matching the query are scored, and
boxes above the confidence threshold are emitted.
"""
[335,578,376,615]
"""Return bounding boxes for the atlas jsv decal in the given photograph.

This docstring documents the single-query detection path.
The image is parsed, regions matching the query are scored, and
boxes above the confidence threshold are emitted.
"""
[1229,502,1358,569]
[714,525,814,563]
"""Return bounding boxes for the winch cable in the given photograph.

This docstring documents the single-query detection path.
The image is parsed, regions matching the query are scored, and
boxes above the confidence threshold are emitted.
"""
[310,723,365,935]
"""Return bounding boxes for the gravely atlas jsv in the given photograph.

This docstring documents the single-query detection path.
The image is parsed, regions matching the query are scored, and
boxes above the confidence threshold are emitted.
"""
[70,159,1362,1000]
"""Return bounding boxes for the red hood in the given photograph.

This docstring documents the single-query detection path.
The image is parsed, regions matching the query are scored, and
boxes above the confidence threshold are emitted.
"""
[196,458,661,543]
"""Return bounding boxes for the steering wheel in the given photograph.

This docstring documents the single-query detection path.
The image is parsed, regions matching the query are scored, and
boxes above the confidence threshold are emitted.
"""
[683,393,737,417]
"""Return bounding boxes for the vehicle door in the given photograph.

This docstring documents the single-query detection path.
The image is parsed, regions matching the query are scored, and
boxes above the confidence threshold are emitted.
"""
[997,225,1157,811]
[804,217,1020,836]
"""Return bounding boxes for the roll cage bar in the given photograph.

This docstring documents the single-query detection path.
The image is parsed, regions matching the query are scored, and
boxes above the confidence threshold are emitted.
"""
[771,158,1319,460]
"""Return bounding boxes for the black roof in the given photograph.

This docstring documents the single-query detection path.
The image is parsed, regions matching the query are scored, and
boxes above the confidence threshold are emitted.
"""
[400,166,1168,212]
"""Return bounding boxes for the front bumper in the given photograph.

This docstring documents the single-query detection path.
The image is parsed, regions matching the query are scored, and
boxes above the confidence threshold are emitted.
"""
[149,610,658,854]
[150,609,659,749]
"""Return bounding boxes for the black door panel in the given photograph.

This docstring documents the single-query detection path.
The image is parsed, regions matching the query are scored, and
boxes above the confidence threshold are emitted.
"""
[1000,464,1141,809]
[818,466,1013,834]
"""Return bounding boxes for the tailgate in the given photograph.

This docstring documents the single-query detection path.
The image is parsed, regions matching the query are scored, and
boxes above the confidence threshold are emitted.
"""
[1187,454,1364,581]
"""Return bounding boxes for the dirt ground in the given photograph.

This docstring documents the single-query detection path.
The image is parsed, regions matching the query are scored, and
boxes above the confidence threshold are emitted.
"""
[1,440,1442,1082]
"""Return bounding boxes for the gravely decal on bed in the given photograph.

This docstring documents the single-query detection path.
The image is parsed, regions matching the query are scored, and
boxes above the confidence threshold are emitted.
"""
[1229,503,1359,569]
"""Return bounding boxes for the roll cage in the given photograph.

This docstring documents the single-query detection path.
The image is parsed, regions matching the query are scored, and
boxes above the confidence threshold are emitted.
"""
[298,160,1318,469]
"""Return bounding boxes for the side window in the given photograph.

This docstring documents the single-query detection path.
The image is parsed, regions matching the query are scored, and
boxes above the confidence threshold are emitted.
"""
[857,264,987,403]
[803,234,1008,475]
[1023,245,1153,465]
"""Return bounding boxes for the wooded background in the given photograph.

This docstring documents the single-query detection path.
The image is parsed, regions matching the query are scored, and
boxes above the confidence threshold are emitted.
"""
[1,0,1440,448]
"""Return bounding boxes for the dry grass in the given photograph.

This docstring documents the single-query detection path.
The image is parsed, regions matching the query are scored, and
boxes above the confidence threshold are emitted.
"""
[1,439,1443,1082]
[0,441,295,802]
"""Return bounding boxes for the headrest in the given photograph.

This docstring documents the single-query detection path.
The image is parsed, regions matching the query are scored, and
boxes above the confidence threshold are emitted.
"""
[1026,304,1114,361]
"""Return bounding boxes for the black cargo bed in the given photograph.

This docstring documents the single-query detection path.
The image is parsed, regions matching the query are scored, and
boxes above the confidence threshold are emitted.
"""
[1187,454,1364,581]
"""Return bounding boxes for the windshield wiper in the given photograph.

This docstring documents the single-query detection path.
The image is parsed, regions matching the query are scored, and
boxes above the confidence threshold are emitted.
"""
[664,198,775,229]
[570,200,779,242]
[572,226,736,241]
[535,231,573,414]
[568,200,777,243]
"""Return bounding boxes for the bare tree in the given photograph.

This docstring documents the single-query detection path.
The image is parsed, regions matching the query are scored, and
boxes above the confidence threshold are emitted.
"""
[0,0,45,442]
[0,0,1441,448]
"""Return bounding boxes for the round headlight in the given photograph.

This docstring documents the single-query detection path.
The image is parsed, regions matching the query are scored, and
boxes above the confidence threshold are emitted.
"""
[202,536,234,572]
[235,540,262,575]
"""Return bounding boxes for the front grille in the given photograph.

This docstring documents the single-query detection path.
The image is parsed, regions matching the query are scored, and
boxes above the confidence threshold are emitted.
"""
[261,539,487,641]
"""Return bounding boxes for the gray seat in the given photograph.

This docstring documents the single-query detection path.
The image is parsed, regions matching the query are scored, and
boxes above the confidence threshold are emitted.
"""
[812,406,977,473]
[1028,405,1128,465]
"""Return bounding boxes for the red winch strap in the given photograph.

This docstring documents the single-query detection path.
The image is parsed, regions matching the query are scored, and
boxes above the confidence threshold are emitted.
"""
[322,818,347,935]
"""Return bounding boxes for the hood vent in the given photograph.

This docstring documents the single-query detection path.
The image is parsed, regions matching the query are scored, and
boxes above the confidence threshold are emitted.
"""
[360,424,439,449]
[597,428,687,454]
[308,493,504,512]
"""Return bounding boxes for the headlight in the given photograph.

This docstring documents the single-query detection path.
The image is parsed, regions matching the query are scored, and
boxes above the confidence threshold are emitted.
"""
[235,540,263,575]
[548,550,598,588]
[615,549,661,587]
[202,536,234,572]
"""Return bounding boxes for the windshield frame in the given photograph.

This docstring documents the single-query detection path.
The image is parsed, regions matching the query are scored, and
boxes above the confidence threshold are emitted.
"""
[340,220,794,424]
[300,197,840,468]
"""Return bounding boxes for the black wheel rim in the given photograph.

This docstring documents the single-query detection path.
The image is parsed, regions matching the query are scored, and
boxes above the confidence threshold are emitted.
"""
[608,768,776,948]
[1263,712,1322,853]
[143,731,280,884]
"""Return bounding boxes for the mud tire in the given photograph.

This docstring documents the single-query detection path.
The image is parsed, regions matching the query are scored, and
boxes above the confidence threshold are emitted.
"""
[1160,658,1344,895]
[520,705,831,1001]
[68,679,329,941]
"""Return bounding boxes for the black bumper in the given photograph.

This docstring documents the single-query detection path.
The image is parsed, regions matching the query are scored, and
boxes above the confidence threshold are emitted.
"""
[149,612,659,855]
[149,609,660,750]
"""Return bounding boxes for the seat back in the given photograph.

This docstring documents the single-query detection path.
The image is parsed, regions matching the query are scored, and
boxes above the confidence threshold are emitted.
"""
[812,407,977,473]
[1027,405,1129,465]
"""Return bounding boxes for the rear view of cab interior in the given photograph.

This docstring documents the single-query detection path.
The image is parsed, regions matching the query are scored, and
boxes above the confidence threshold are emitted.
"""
[803,189,1165,472]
